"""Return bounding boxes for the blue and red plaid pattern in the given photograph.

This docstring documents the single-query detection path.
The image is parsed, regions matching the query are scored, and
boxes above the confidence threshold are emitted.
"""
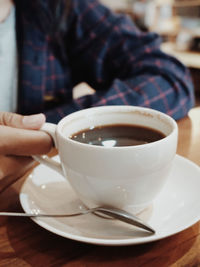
[17,0,194,123]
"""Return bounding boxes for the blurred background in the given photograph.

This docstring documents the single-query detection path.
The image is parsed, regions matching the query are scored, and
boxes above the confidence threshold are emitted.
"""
[100,0,200,105]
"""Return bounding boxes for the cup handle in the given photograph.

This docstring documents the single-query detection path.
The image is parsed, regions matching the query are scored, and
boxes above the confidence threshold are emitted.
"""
[32,123,64,176]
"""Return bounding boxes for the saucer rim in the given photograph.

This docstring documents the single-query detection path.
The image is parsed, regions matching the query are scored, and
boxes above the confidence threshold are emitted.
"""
[19,154,200,246]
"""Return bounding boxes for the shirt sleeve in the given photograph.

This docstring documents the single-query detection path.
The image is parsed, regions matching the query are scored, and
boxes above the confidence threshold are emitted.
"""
[45,0,194,123]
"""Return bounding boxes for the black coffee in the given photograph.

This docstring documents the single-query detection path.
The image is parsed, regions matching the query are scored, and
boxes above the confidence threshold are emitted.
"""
[70,124,165,147]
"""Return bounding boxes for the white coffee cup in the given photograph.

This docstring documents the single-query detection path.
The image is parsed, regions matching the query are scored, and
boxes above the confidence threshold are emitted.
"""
[34,105,178,214]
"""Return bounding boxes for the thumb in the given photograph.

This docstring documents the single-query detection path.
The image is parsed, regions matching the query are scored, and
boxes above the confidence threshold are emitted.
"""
[0,112,46,130]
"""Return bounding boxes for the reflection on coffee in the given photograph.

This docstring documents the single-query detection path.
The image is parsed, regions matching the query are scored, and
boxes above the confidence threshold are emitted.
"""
[70,124,166,147]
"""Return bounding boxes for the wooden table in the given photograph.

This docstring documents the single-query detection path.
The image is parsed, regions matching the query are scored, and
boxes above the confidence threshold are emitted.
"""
[0,107,200,267]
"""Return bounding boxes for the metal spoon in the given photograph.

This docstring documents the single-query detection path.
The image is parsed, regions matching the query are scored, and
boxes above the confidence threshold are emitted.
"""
[0,206,155,234]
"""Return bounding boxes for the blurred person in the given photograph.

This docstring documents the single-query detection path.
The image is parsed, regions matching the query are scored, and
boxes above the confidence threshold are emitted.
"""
[1,0,195,122]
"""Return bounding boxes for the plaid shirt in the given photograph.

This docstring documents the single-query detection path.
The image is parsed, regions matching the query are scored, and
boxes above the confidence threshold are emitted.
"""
[17,0,194,123]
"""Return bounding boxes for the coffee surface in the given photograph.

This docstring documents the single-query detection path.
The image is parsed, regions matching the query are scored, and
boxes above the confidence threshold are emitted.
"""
[70,124,165,147]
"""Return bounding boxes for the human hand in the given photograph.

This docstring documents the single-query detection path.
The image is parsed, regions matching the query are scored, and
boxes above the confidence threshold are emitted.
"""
[0,112,53,193]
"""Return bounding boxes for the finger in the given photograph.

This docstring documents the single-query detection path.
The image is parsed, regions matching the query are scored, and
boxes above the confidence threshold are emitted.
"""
[0,112,46,130]
[0,126,53,155]
[0,155,34,193]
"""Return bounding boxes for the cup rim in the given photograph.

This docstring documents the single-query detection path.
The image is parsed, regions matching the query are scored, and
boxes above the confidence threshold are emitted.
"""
[57,105,178,150]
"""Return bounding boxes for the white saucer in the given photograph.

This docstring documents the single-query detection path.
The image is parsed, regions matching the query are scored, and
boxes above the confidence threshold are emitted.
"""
[20,155,200,246]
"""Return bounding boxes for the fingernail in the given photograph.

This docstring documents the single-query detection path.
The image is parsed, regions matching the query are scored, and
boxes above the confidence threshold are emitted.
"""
[22,114,46,128]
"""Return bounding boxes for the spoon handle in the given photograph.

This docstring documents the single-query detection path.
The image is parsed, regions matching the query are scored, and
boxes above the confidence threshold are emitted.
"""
[0,211,90,217]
